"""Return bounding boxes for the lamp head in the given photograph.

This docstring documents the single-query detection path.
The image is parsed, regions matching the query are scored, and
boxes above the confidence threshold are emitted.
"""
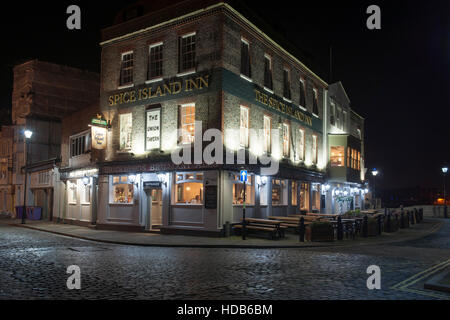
[128,175,136,184]
[442,167,448,174]
[372,168,379,177]
[82,175,89,186]
[24,130,33,139]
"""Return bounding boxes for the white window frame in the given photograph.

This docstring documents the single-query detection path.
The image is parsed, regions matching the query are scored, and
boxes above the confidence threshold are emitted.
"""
[119,113,133,151]
[69,130,91,159]
[146,42,164,83]
[283,68,292,102]
[68,180,77,205]
[231,172,254,205]
[180,103,196,145]
[282,123,290,158]
[240,38,252,82]
[177,32,197,77]
[239,105,249,148]
[312,135,318,165]
[297,129,305,161]
[312,88,319,118]
[110,175,135,205]
[173,172,204,205]
[263,54,273,93]
[118,51,134,89]
[263,115,271,154]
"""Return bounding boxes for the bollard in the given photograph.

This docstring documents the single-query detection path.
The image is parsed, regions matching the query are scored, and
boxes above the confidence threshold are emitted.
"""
[337,216,343,240]
[363,215,368,237]
[378,215,382,235]
[400,212,405,228]
[224,221,230,237]
[299,217,305,242]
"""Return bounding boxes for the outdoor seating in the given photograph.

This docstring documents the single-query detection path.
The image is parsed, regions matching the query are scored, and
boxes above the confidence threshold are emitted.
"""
[234,218,286,240]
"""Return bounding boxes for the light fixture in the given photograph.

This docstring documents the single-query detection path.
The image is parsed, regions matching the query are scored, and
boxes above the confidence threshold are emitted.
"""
[364,188,369,194]
[82,175,89,186]
[157,173,167,186]
[343,191,348,196]
[442,167,448,174]
[372,168,379,177]
[128,175,136,184]
[24,130,33,139]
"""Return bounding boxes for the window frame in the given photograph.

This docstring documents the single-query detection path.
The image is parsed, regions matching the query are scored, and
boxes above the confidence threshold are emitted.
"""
[231,172,255,205]
[263,115,272,154]
[178,32,196,75]
[119,113,133,151]
[69,130,91,159]
[179,103,196,145]
[147,42,164,81]
[297,128,305,161]
[239,105,249,148]
[311,134,318,165]
[312,87,319,117]
[282,123,290,158]
[240,37,252,81]
[110,175,135,205]
[173,172,204,205]
[299,78,307,110]
[263,53,273,92]
[283,68,291,101]
[119,51,134,88]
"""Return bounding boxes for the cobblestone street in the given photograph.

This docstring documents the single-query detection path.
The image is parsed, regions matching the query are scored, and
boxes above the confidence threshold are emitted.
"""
[0,218,449,300]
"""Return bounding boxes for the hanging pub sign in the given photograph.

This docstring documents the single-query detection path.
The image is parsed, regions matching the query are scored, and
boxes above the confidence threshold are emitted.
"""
[146,108,161,150]
[91,115,108,150]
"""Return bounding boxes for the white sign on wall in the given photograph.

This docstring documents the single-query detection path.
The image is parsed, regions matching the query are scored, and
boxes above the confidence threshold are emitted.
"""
[146,108,161,150]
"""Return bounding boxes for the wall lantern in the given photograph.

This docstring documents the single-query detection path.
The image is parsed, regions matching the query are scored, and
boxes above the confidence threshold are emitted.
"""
[82,175,90,186]
[157,173,168,186]
[128,175,137,184]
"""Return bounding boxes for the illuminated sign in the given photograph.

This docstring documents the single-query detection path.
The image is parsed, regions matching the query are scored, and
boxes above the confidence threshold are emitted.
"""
[91,118,108,126]
[146,108,161,150]
[69,168,98,179]
[91,126,107,150]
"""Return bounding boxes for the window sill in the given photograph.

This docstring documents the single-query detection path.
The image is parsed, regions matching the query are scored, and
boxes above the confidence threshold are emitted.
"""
[299,105,307,111]
[118,84,134,90]
[116,150,132,154]
[177,69,196,77]
[263,87,274,94]
[283,97,292,103]
[240,74,253,82]
[312,113,320,118]
[109,202,134,206]
[145,77,163,84]
[68,202,77,205]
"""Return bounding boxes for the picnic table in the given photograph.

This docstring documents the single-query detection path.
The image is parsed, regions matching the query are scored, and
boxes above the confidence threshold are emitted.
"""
[268,216,312,232]
[234,218,286,239]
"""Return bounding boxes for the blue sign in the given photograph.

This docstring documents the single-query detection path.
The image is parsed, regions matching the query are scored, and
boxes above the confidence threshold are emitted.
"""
[240,170,248,182]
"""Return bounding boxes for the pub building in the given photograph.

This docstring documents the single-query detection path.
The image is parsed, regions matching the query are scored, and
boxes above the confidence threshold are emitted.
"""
[94,0,343,235]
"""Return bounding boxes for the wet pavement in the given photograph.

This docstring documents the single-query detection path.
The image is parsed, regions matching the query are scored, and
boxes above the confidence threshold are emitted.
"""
[0,218,449,300]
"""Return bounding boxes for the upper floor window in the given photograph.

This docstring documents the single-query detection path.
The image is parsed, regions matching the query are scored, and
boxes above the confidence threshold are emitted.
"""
[263,115,271,154]
[312,135,318,165]
[330,102,336,126]
[299,78,306,109]
[70,131,90,158]
[357,128,362,139]
[240,39,251,79]
[343,111,347,130]
[148,43,163,80]
[119,51,134,86]
[297,129,305,161]
[263,54,273,91]
[283,69,291,100]
[119,113,133,151]
[178,33,196,73]
[282,123,290,158]
[312,88,319,116]
[330,146,344,167]
[180,103,195,144]
[239,106,249,148]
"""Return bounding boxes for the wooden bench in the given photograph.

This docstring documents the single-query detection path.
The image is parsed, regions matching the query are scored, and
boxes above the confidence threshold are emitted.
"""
[268,216,312,233]
[234,218,286,239]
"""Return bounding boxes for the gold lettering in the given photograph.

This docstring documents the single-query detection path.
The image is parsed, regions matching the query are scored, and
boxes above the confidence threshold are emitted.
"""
[130,90,136,102]
[172,81,181,94]
[198,76,209,89]
[123,92,130,103]
[149,86,157,98]
[163,84,172,95]
[141,88,148,100]
[155,86,164,97]
[108,96,114,106]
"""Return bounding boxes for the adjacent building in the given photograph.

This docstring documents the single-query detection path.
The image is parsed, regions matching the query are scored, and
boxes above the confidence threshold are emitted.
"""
[0,126,14,215]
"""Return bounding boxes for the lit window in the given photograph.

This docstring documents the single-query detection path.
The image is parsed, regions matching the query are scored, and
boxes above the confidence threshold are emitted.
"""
[180,104,195,144]
[283,123,290,157]
[68,180,77,204]
[299,79,306,108]
[232,173,254,205]
[111,175,134,204]
[283,69,291,100]
[330,146,345,167]
[291,181,298,206]
[119,113,133,150]
[175,172,203,205]
[263,115,271,153]
[272,179,287,205]
[239,106,249,148]
[240,39,251,79]
[297,129,305,161]
[300,182,310,211]
[312,135,318,165]
[148,43,163,79]
[347,147,351,168]
[311,184,321,211]
[357,151,361,170]
[179,33,196,73]
[263,54,273,90]
[120,52,134,86]
[312,88,319,116]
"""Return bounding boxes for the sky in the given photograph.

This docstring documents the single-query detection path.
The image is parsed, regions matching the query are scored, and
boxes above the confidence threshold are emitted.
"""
[0,0,448,191]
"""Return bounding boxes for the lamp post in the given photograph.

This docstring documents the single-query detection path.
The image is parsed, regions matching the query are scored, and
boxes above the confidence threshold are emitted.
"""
[22,130,33,224]
[442,167,448,218]
[372,168,379,209]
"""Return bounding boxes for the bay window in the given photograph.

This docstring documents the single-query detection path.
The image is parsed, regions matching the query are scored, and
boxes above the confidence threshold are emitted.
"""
[330,146,345,167]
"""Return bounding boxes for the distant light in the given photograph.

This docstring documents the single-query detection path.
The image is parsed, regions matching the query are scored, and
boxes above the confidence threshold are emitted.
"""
[372,168,379,177]
[442,167,448,174]
[24,130,33,139]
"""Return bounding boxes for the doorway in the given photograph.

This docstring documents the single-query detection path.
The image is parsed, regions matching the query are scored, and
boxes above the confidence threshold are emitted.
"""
[147,188,163,231]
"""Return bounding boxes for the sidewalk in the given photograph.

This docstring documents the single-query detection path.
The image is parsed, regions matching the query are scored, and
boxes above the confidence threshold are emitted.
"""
[0,217,444,249]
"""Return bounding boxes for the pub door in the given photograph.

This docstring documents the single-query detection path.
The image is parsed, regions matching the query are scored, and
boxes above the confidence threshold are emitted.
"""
[146,188,163,231]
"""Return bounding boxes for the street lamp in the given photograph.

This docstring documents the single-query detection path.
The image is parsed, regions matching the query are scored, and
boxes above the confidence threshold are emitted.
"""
[442,167,448,218]
[371,168,379,209]
[22,130,33,224]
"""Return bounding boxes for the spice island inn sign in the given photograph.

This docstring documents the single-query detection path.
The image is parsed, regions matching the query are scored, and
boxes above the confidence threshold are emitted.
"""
[105,68,321,132]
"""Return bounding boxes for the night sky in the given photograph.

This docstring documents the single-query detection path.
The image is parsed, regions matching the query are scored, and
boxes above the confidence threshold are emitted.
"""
[0,0,448,191]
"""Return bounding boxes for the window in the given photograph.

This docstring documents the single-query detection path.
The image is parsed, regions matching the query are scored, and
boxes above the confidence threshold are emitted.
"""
[240,39,251,79]
[180,104,195,144]
[179,33,196,73]
[312,88,319,116]
[232,173,254,205]
[311,184,321,211]
[357,128,362,139]
[175,172,203,205]
[68,180,77,204]
[83,185,91,204]
[330,102,336,126]
[299,79,306,109]
[272,179,287,205]
[70,132,90,158]
[239,106,249,148]
[343,111,347,130]
[111,175,134,204]
[283,69,291,100]
[120,51,134,86]
[357,151,361,170]
[148,43,163,79]
[291,181,298,206]
[263,115,271,154]
[263,54,273,91]
[297,129,305,161]
[282,123,290,157]
[347,147,351,168]
[300,182,310,211]
[330,146,345,167]
[312,135,318,165]
[336,107,341,126]
[119,113,133,150]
